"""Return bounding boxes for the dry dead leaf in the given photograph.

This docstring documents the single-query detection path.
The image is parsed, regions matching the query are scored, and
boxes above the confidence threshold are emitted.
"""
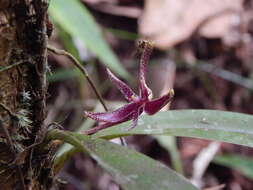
[203,184,226,190]
[139,0,243,49]
[89,3,142,18]
[82,0,142,18]
[82,0,118,4]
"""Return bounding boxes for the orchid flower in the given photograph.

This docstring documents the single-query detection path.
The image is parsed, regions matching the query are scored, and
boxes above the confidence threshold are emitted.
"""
[84,40,174,135]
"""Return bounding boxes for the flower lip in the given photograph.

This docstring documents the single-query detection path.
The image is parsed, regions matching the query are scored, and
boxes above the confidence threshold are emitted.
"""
[144,89,174,115]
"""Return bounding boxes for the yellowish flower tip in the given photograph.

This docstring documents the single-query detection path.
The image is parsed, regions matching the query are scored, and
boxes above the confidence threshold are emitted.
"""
[138,39,154,50]
[131,95,139,101]
[168,88,175,98]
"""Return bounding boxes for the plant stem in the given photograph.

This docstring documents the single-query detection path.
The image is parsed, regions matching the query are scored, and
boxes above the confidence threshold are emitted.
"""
[47,45,108,111]
[0,60,25,73]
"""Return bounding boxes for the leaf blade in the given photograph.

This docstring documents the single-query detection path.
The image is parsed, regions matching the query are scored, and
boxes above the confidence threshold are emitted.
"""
[213,154,253,179]
[93,110,253,148]
[49,0,129,79]
[47,129,199,190]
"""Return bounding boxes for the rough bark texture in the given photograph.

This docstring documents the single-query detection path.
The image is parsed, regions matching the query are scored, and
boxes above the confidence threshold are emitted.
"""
[0,1,54,189]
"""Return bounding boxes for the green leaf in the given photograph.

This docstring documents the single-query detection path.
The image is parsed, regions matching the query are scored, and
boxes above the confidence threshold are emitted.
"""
[49,0,129,79]
[57,24,80,59]
[93,110,253,148]
[106,27,138,41]
[213,154,253,179]
[155,136,184,174]
[47,68,78,82]
[47,129,199,190]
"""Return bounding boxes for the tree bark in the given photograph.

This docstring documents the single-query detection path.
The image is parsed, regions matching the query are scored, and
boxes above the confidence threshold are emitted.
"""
[0,1,53,189]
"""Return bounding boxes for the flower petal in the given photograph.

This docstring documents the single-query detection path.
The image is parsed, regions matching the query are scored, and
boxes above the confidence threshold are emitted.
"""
[127,106,143,131]
[84,102,139,123]
[107,68,138,102]
[144,89,174,115]
[138,40,153,99]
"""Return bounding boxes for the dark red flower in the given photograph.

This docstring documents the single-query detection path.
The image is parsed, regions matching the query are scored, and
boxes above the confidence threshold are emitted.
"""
[84,41,174,135]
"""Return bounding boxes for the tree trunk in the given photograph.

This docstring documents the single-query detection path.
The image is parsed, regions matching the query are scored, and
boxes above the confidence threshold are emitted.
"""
[0,1,53,189]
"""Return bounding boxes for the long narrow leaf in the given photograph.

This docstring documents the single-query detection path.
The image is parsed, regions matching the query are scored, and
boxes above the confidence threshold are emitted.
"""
[49,0,129,79]
[213,154,253,179]
[93,110,253,148]
[47,129,199,190]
